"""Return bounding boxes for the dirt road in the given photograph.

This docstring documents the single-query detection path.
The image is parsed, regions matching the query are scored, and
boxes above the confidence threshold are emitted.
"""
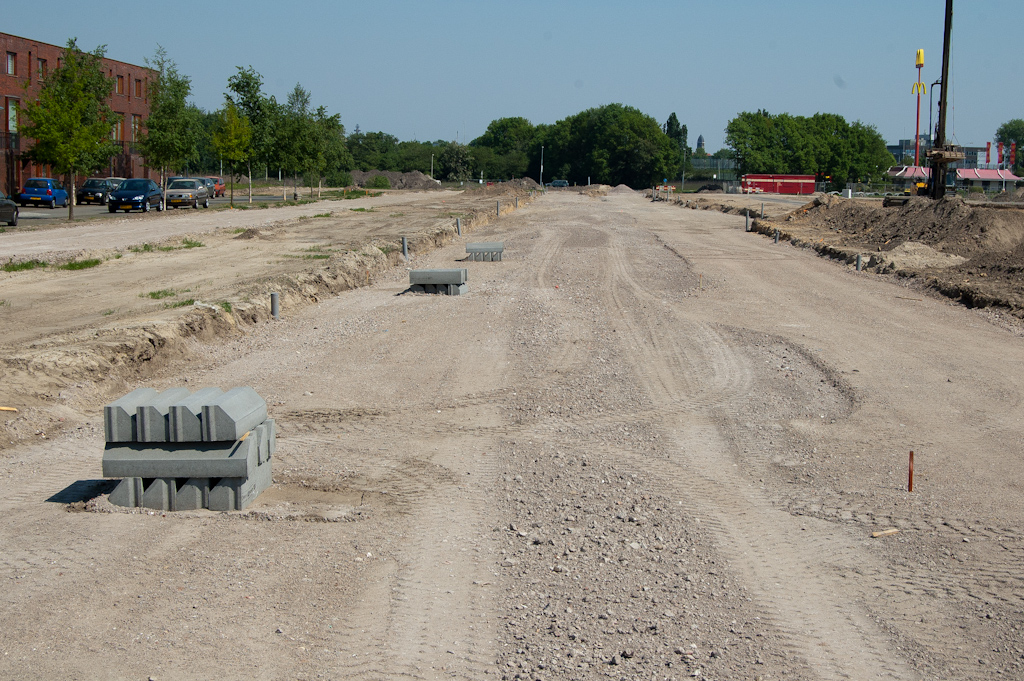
[1,190,1022,680]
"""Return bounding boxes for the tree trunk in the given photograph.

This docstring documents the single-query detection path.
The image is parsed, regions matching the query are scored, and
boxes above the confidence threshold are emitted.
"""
[247,161,252,204]
[67,172,75,221]
[317,176,322,199]
[229,165,235,208]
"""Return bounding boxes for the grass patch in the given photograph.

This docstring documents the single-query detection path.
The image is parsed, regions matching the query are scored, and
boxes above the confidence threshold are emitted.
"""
[102,308,116,316]
[303,254,330,260]
[312,212,332,218]
[3,259,48,272]
[350,207,373,212]
[182,238,204,248]
[0,299,8,307]
[233,228,246,234]
[218,301,232,313]
[257,202,269,209]
[389,212,405,217]
[378,245,396,255]
[142,289,177,300]
[57,259,102,271]
[130,243,155,253]
[165,299,195,309]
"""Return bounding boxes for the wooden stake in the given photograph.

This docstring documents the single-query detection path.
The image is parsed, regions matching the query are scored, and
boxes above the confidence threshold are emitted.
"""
[0,407,18,413]
[908,450,915,492]
[872,528,900,538]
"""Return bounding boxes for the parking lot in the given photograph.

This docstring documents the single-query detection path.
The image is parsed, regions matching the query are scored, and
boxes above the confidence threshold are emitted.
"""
[12,193,289,226]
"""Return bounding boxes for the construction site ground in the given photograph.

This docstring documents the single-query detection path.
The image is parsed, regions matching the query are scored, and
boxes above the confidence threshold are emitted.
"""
[1,186,1022,680]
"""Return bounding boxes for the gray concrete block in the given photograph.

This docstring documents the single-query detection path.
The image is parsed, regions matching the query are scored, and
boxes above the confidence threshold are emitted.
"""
[254,419,276,465]
[169,387,224,443]
[410,268,468,286]
[102,437,258,479]
[466,242,504,253]
[108,477,143,507]
[409,284,425,292]
[446,283,468,296]
[136,388,192,443]
[209,458,273,511]
[175,478,210,511]
[142,477,175,511]
[202,387,268,442]
[104,388,159,443]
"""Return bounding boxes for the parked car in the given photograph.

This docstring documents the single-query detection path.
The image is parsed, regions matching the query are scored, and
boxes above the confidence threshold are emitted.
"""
[76,178,118,205]
[208,177,225,197]
[198,177,217,199]
[548,179,570,188]
[0,190,18,226]
[165,179,210,209]
[20,177,69,209]
[108,179,164,213]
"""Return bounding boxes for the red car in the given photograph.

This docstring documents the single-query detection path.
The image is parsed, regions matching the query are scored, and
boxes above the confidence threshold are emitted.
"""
[208,177,226,197]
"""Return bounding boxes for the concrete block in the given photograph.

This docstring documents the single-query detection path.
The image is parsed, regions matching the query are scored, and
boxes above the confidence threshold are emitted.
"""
[254,419,276,465]
[137,388,192,443]
[202,387,268,442]
[104,388,158,442]
[175,478,211,511]
[108,477,143,507]
[466,242,504,253]
[142,477,175,511]
[209,459,273,511]
[168,387,224,443]
[410,268,468,286]
[409,284,425,293]
[102,437,258,479]
[446,283,468,296]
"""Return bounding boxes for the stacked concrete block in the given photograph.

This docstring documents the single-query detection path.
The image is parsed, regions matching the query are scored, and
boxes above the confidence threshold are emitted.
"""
[102,387,275,511]
[466,242,504,261]
[409,268,468,296]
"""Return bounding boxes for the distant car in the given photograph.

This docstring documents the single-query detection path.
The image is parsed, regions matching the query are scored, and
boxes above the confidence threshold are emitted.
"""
[549,179,569,188]
[0,190,18,226]
[198,177,217,199]
[208,177,225,197]
[77,178,118,205]
[20,177,69,209]
[165,179,210,209]
[108,179,164,213]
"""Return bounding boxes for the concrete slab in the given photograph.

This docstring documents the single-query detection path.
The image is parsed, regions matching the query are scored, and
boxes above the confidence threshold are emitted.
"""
[102,437,258,479]
[466,242,504,253]
[410,268,468,286]
[209,459,273,511]
[136,388,192,443]
[104,388,158,443]
[202,387,268,442]
[169,387,224,443]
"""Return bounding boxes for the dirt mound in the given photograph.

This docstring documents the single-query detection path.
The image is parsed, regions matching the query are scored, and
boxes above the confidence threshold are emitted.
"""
[350,170,440,190]
[609,184,636,194]
[992,187,1024,203]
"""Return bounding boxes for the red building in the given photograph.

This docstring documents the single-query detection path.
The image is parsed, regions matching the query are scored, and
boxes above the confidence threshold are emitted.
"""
[741,174,817,195]
[1,32,154,195]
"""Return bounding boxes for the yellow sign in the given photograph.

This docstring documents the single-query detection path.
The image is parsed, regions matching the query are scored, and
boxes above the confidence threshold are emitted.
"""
[916,49,924,68]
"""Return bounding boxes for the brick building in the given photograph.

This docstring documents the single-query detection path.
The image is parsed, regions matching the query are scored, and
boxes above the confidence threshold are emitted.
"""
[1,32,154,195]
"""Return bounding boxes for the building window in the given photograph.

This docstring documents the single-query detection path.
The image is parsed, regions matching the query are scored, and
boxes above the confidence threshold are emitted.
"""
[37,58,47,79]
[6,98,18,133]
[6,53,16,76]
[134,79,142,98]
[116,75,124,94]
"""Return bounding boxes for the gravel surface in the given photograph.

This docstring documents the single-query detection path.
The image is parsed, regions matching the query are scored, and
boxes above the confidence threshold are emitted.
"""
[1,190,1023,680]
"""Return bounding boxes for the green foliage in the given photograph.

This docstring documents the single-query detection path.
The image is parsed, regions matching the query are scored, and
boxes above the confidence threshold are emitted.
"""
[663,112,690,176]
[530,104,677,188]
[3,259,48,272]
[211,103,252,206]
[137,47,199,182]
[438,142,474,182]
[325,169,353,187]
[182,238,204,248]
[348,130,399,172]
[470,117,535,178]
[227,67,276,172]
[57,258,102,270]
[143,289,177,299]
[995,119,1024,175]
[218,301,233,313]
[166,299,195,308]
[725,110,894,187]
[18,39,121,220]
[365,174,391,189]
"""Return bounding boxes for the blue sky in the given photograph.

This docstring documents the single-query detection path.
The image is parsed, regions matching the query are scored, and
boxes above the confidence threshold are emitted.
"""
[5,1,1021,150]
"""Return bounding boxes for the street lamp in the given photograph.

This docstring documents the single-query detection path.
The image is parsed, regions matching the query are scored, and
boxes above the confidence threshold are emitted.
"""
[430,153,434,179]
[539,145,544,187]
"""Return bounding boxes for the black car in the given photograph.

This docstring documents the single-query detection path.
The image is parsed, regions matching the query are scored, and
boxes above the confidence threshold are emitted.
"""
[0,190,18,226]
[108,179,164,213]
[77,178,118,205]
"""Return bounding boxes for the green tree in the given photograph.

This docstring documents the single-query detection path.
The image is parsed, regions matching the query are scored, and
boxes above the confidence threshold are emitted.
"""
[227,67,276,202]
[210,102,252,207]
[19,38,121,220]
[276,83,317,199]
[995,119,1024,176]
[663,112,690,177]
[437,142,473,181]
[347,130,400,172]
[137,46,199,194]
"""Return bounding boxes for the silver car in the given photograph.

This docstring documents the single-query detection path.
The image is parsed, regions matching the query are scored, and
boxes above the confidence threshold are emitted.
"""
[165,179,210,209]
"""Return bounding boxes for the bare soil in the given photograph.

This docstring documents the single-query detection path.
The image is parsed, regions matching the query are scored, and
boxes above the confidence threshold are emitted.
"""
[1,189,1023,680]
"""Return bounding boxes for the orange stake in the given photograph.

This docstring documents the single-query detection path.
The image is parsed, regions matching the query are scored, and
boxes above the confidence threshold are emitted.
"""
[908,450,915,492]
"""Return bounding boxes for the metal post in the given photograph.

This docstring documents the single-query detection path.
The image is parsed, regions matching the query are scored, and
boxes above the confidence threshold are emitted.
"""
[745,213,750,232]
[270,292,280,321]
[456,217,461,235]
[856,254,863,271]
[774,229,780,244]
[539,145,544,187]
[761,202,765,219]
[515,196,518,209]
[496,200,500,216]
[402,236,408,260]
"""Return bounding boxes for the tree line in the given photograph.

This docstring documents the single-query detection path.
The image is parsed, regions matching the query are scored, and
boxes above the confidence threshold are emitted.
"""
[21,40,1020,218]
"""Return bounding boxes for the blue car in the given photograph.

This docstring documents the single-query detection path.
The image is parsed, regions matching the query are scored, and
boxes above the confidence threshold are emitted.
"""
[19,177,69,209]
[108,179,164,213]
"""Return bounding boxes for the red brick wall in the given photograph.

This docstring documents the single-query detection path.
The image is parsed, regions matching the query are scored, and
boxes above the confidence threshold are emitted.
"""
[0,32,154,195]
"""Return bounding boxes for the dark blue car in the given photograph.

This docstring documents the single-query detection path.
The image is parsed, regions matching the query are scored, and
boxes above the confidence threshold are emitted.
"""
[108,179,164,213]
[19,177,69,209]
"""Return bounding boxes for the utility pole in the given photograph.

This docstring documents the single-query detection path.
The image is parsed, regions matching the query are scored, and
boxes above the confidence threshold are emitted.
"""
[928,0,964,199]
[539,145,544,187]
